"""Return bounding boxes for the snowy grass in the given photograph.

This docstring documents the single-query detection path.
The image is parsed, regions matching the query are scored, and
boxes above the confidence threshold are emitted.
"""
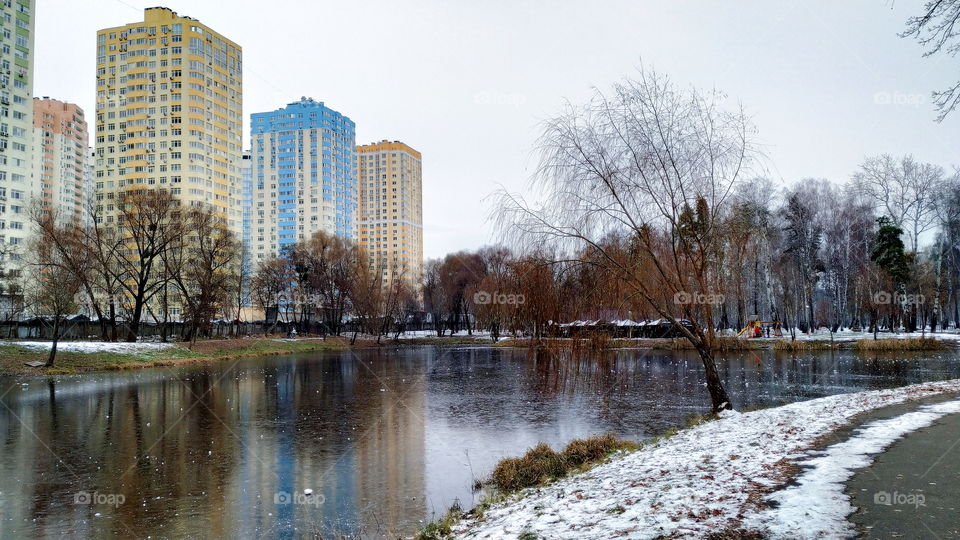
[453,378,960,539]
[787,329,960,342]
[9,340,178,353]
[0,337,348,375]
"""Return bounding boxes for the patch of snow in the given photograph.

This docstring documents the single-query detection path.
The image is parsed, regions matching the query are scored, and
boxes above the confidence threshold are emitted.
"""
[716,407,741,419]
[394,330,495,339]
[749,398,960,538]
[454,379,960,539]
[784,330,960,342]
[9,341,177,353]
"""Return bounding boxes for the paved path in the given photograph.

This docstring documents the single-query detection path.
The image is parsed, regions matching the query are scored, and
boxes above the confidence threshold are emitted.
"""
[845,396,960,539]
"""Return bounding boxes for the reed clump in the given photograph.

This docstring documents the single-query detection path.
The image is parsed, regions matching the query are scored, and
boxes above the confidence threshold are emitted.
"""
[773,339,836,351]
[853,337,948,351]
[490,434,638,492]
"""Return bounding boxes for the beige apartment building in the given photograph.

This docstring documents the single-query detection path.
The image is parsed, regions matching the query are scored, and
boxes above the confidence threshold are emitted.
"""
[94,6,243,232]
[357,140,423,288]
[32,97,89,224]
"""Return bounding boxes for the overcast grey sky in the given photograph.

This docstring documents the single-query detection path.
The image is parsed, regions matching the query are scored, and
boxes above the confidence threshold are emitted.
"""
[35,0,960,258]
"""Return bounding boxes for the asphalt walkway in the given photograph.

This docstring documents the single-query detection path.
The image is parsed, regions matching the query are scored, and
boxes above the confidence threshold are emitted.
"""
[843,395,960,539]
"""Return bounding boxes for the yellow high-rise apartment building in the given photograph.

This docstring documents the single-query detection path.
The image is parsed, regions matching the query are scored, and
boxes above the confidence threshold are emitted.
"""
[94,7,242,232]
[357,140,423,288]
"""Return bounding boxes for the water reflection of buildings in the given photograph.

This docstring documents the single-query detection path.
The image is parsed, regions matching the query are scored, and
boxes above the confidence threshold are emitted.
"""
[353,351,428,536]
[226,350,430,538]
[0,350,430,539]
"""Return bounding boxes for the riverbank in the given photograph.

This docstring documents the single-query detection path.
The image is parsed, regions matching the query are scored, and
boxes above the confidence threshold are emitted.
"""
[449,378,960,539]
[0,333,508,376]
[0,337,353,375]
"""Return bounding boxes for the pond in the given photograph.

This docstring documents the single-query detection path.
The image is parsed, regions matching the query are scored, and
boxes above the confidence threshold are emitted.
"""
[0,345,958,538]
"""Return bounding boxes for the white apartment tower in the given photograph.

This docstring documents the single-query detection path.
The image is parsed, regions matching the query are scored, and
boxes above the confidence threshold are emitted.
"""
[0,0,35,269]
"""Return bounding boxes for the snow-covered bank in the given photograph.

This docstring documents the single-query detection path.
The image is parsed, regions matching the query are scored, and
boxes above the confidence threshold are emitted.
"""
[454,379,960,539]
[765,329,960,342]
[394,330,495,339]
[9,341,177,353]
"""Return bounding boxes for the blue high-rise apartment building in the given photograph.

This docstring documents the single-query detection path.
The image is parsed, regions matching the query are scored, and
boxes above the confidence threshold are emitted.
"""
[249,98,357,263]
[240,151,253,304]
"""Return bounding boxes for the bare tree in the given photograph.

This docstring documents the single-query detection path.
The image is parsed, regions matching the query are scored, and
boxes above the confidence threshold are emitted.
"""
[902,0,960,121]
[113,190,185,342]
[84,199,126,341]
[496,68,756,412]
[165,207,240,342]
[423,259,448,336]
[288,231,355,335]
[27,252,81,367]
[348,245,384,344]
[853,154,946,253]
[232,245,251,333]
[378,263,411,342]
[251,256,293,334]
[30,205,111,340]
[469,247,514,341]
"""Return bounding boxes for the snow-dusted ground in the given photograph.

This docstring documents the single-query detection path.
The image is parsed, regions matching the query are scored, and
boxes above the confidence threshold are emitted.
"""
[395,330,496,339]
[9,341,177,353]
[394,328,960,343]
[775,329,960,342]
[454,379,960,539]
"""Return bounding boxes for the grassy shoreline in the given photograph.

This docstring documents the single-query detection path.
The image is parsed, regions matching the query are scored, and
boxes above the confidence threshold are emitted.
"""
[0,337,352,376]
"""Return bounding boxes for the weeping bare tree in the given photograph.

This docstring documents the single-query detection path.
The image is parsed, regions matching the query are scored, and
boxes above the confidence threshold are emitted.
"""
[902,0,960,121]
[496,68,757,412]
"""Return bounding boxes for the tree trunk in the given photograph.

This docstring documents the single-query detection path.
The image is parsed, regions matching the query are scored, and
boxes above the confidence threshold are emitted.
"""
[696,346,731,412]
[46,318,60,367]
[127,294,146,342]
[109,299,118,342]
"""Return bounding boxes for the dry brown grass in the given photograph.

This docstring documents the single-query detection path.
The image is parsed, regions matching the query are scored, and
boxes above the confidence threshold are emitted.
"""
[772,339,836,352]
[711,337,760,351]
[490,434,638,492]
[853,337,949,351]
